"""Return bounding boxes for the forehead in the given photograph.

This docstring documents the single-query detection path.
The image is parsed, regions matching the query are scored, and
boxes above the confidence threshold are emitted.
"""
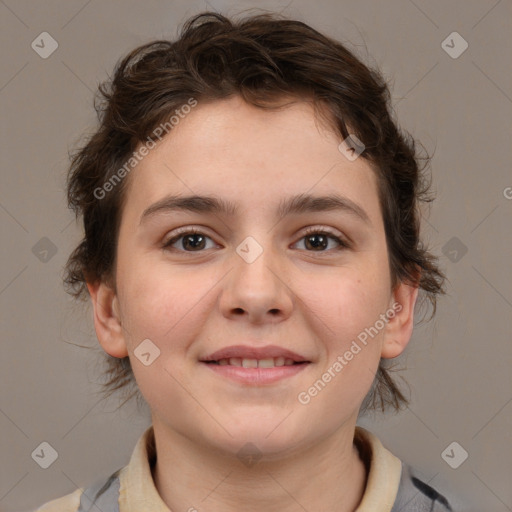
[121,95,381,223]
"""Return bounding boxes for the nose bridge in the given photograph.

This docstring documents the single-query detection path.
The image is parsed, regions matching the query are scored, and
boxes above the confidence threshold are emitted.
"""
[220,233,292,321]
[235,234,282,295]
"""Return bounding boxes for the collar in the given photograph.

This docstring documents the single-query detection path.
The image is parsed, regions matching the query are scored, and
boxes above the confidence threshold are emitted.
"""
[118,425,402,512]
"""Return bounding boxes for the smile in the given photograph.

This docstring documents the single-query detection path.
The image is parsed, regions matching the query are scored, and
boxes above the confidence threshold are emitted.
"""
[201,360,310,385]
[206,357,304,368]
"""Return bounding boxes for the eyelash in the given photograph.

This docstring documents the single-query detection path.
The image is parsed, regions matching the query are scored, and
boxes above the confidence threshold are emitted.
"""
[162,226,350,253]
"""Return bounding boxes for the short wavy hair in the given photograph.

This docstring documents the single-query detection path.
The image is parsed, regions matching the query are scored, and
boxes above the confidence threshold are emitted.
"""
[64,10,446,412]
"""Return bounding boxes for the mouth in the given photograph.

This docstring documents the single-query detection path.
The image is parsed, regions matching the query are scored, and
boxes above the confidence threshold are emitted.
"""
[200,360,310,385]
[203,357,309,368]
[199,345,312,385]
[200,344,311,365]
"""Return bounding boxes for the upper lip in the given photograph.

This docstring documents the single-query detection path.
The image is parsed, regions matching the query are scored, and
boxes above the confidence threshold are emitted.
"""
[201,345,310,362]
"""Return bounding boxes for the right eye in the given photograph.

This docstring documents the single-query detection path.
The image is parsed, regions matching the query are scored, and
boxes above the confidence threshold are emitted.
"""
[162,228,218,252]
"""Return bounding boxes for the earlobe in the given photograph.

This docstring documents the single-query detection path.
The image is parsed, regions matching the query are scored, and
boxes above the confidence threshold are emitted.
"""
[86,281,129,358]
[381,282,419,359]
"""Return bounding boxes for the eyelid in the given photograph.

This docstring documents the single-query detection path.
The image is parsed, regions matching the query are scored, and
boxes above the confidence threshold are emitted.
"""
[162,225,217,247]
[300,225,344,238]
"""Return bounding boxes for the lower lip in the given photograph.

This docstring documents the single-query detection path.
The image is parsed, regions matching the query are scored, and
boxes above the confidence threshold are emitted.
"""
[201,362,310,385]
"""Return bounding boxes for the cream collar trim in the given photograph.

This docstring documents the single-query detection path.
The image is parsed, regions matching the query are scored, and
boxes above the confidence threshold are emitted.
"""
[119,425,402,512]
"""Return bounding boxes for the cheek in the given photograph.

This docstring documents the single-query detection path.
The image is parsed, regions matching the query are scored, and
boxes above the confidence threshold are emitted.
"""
[300,267,391,345]
[294,273,389,417]
[116,260,216,410]
[116,255,213,350]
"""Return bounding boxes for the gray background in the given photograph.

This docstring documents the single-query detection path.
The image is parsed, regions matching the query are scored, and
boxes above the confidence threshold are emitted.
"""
[1,1,511,511]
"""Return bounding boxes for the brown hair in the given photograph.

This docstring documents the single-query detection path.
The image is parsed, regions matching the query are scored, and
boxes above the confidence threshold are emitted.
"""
[64,10,446,412]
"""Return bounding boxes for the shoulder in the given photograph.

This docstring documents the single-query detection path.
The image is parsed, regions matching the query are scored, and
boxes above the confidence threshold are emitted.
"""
[34,488,82,512]
[392,463,455,512]
[34,468,122,512]
[33,426,152,512]
[354,426,460,512]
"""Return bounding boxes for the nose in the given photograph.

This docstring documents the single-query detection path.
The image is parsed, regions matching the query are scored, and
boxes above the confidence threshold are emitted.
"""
[219,239,294,325]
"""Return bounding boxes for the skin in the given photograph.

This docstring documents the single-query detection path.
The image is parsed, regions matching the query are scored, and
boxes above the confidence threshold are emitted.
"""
[88,95,418,512]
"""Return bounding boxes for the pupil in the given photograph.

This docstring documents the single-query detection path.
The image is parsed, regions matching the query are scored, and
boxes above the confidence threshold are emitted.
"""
[306,234,327,250]
[184,234,205,250]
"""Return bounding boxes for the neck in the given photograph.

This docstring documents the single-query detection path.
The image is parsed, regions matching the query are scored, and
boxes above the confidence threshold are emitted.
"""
[151,421,368,512]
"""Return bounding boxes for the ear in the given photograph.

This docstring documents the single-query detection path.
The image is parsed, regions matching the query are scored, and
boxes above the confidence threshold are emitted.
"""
[86,280,128,358]
[380,280,419,359]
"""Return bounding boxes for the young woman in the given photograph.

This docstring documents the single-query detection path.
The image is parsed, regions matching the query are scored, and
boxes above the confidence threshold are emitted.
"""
[37,11,456,512]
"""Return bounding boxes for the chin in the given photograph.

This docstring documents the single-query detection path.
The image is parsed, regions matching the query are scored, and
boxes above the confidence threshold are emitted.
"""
[205,417,308,460]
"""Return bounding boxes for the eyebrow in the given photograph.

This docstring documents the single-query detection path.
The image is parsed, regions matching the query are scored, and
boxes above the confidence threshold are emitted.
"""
[139,192,371,225]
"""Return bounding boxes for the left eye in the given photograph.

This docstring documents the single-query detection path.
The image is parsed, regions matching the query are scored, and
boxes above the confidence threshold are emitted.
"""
[294,230,348,252]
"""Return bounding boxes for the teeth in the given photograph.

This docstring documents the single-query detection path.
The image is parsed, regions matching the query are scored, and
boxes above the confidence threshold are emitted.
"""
[214,356,297,368]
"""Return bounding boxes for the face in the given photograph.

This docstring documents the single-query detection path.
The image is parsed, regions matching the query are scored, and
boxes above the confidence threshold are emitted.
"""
[90,95,417,456]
